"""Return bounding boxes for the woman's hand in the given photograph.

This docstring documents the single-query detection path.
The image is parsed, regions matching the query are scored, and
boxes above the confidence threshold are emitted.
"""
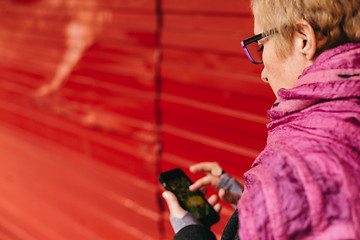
[190,162,241,205]
[189,162,224,192]
[162,191,188,219]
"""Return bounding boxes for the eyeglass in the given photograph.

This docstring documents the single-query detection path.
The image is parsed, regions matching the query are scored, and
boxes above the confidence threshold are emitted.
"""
[241,28,278,64]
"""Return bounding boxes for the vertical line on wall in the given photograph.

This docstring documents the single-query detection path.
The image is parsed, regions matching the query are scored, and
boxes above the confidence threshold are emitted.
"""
[154,0,165,237]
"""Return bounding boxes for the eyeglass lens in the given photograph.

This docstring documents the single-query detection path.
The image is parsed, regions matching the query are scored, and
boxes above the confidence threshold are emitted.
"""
[246,41,263,64]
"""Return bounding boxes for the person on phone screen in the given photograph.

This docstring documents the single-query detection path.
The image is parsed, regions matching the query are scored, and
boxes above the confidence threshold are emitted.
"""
[162,0,360,239]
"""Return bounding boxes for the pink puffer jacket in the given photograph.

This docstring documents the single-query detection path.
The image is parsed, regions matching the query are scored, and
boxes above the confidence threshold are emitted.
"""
[238,43,360,240]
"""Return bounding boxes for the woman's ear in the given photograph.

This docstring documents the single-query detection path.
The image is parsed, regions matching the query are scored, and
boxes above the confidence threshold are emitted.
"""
[294,19,318,61]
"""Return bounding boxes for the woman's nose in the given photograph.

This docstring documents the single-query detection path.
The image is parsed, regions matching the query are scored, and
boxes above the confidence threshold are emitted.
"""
[261,69,269,83]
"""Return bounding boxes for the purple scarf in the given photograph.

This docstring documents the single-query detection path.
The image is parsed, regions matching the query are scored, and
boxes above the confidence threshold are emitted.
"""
[238,43,360,239]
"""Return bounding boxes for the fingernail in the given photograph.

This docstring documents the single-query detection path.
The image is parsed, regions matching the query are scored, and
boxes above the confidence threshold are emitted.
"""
[162,192,169,199]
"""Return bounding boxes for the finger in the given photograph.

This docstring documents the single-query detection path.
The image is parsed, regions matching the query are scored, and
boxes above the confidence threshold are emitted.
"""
[207,194,219,206]
[162,191,187,219]
[189,175,212,191]
[213,203,222,214]
[190,162,220,174]
[219,189,241,205]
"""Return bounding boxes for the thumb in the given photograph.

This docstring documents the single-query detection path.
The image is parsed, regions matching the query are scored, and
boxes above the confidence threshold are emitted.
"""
[162,191,187,219]
[219,189,241,205]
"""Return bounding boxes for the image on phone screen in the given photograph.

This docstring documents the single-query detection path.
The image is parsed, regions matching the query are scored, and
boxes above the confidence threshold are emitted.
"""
[167,174,211,219]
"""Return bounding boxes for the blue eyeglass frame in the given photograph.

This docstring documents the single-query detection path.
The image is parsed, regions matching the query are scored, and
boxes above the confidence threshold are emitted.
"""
[241,28,278,64]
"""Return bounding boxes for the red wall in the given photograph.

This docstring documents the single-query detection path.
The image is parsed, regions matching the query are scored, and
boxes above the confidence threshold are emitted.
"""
[0,0,274,239]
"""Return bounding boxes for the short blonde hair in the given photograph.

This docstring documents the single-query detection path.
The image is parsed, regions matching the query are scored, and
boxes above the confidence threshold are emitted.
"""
[251,0,360,58]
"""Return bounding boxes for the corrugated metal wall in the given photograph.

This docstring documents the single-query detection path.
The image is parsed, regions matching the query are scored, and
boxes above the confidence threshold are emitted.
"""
[0,0,273,239]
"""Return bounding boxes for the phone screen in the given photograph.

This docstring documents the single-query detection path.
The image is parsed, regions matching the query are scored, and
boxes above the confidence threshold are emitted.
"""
[167,174,211,220]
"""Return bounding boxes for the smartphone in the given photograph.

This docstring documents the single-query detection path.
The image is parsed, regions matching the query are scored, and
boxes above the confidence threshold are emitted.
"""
[159,168,220,227]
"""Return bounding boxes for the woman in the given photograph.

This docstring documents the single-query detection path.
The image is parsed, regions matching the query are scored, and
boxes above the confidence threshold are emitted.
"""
[162,0,360,239]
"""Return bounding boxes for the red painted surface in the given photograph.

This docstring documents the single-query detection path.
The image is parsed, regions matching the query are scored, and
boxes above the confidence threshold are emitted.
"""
[0,0,274,239]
